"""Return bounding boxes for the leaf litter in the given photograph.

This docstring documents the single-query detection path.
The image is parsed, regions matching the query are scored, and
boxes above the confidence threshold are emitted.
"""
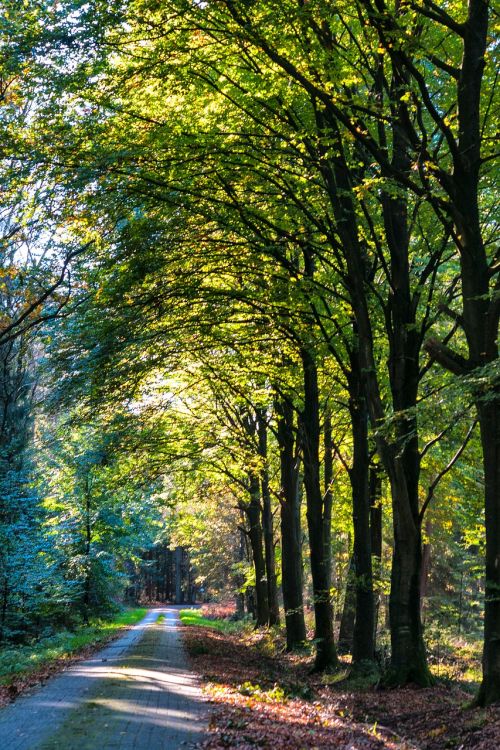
[182,623,500,749]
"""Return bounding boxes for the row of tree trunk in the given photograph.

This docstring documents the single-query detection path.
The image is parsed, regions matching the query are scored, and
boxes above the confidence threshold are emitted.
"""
[241,371,385,671]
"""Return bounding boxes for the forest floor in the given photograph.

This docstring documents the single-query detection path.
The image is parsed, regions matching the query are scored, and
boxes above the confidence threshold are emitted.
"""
[181,605,500,750]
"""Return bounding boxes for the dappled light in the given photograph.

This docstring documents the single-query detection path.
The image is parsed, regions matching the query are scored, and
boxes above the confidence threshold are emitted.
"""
[0,0,498,747]
[0,610,205,748]
[181,615,500,749]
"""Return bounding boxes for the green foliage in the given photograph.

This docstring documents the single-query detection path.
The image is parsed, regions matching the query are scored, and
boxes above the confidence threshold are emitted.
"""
[38,415,165,619]
[425,628,483,691]
[238,681,288,703]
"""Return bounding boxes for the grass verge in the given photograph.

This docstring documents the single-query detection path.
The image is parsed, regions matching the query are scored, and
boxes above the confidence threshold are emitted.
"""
[179,607,246,634]
[0,607,147,690]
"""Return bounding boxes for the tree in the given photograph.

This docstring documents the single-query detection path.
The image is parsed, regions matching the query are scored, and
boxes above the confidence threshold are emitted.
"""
[11,0,496,698]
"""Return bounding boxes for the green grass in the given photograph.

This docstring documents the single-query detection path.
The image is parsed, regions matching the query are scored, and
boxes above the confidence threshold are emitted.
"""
[0,607,147,685]
[179,608,245,634]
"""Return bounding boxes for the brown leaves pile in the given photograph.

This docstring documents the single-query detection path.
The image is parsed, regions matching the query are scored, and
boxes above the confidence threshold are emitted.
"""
[182,623,500,750]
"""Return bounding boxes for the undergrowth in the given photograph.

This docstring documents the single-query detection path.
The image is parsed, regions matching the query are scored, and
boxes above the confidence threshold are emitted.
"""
[0,607,147,685]
[426,629,482,691]
[179,607,250,635]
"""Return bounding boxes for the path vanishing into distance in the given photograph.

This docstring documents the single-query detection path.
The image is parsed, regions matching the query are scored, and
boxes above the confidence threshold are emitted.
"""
[0,608,206,750]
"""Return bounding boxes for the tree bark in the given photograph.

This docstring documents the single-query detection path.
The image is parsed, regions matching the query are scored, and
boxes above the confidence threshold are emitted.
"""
[317,116,430,683]
[370,463,383,640]
[455,2,499,705]
[276,397,307,649]
[419,0,498,703]
[245,473,270,627]
[420,520,432,619]
[348,370,375,664]
[476,399,500,705]
[338,555,356,655]
[323,412,334,611]
[379,64,431,683]
[300,347,337,669]
[257,409,280,626]
[235,527,246,619]
[362,0,497,700]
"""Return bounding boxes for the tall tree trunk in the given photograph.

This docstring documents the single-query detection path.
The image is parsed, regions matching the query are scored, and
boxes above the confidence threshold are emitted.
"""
[338,555,356,655]
[245,473,270,627]
[348,368,375,664]
[476,400,500,705]
[235,527,246,619]
[301,347,337,670]
[456,4,498,705]
[420,520,432,619]
[370,0,496,697]
[384,327,428,685]
[316,111,430,684]
[380,64,431,683]
[370,463,383,640]
[257,409,280,626]
[383,332,429,684]
[388,483,428,684]
[276,397,306,649]
[323,412,334,612]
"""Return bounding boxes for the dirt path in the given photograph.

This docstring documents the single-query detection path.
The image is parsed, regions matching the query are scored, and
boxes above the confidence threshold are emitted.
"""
[0,607,206,750]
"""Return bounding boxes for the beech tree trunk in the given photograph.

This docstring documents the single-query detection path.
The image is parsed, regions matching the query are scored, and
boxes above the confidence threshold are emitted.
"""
[257,410,280,626]
[456,6,498,705]
[476,400,500,705]
[380,64,431,683]
[301,347,337,670]
[348,370,375,664]
[359,0,497,699]
[276,397,306,649]
[421,1,498,703]
[384,400,428,685]
[388,486,428,685]
[314,108,430,684]
[370,464,383,639]
[235,527,246,619]
[245,473,269,627]
[420,520,432,619]
[338,555,356,655]
[323,413,334,610]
